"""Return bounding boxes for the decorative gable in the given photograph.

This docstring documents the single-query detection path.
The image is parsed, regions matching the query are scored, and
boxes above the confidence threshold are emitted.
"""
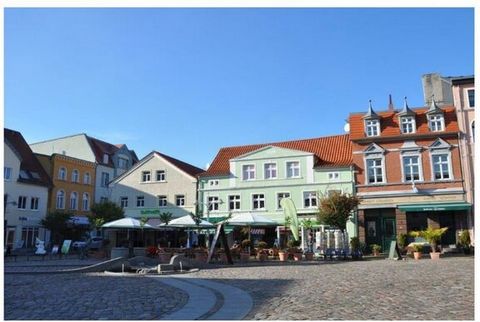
[363,143,385,155]
[231,145,313,161]
[429,138,451,151]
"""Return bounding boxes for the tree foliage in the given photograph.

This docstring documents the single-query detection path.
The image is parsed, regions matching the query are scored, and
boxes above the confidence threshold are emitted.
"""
[410,227,448,252]
[159,212,173,225]
[88,201,124,225]
[41,211,72,243]
[317,192,359,231]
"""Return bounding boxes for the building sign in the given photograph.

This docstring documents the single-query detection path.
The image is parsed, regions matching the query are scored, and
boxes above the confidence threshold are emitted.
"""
[140,209,160,215]
[359,193,464,209]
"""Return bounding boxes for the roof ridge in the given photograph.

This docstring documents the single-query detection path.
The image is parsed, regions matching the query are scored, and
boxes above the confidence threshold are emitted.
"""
[29,133,87,145]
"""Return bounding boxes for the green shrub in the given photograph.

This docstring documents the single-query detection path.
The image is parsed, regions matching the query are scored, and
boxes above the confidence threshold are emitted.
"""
[370,244,382,252]
[412,244,423,252]
[350,237,360,251]
[458,230,471,248]
[257,241,268,249]
[397,233,408,249]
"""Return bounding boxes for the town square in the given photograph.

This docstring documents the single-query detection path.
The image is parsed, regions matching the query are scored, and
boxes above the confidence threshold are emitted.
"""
[3,5,475,321]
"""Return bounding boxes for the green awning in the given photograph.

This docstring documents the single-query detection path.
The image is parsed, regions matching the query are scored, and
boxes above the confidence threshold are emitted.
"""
[206,216,234,233]
[398,202,471,212]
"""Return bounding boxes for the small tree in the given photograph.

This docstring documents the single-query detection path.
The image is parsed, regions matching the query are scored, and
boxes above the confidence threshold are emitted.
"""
[88,201,124,224]
[41,211,73,244]
[159,212,173,226]
[317,192,359,232]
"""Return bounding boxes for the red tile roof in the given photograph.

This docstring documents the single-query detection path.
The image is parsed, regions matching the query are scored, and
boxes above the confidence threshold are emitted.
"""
[201,134,352,177]
[349,106,459,140]
[86,136,138,166]
[4,128,51,187]
[154,151,205,177]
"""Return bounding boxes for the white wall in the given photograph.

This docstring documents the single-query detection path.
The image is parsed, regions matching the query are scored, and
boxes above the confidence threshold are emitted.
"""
[95,164,115,203]
[30,134,96,162]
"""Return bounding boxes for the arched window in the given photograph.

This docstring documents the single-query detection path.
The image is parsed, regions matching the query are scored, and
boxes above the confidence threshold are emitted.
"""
[56,190,65,209]
[72,169,79,183]
[58,167,67,180]
[82,193,90,211]
[70,192,78,210]
[83,172,91,185]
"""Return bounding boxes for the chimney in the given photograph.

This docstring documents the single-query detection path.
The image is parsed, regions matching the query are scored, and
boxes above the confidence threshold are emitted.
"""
[388,94,394,111]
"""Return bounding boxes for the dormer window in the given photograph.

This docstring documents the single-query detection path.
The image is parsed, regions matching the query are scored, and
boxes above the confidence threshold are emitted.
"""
[103,154,109,164]
[428,114,444,132]
[400,116,416,134]
[365,119,380,137]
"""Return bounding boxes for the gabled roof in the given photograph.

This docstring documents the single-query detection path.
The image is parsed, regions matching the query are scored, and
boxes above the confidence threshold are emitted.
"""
[86,135,138,166]
[4,128,51,187]
[349,106,459,140]
[201,134,353,177]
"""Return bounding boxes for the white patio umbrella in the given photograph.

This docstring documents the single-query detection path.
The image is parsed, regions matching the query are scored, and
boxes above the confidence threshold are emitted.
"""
[158,215,214,228]
[102,217,156,229]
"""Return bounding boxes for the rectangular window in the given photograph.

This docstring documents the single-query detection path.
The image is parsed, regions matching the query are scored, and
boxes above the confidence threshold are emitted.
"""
[428,115,444,132]
[30,197,39,210]
[328,172,339,181]
[176,195,185,207]
[468,89,475,108]
[156,170,166,182]
[120,197,128,208]
[136,196,145,207]
[142,171,151,182]
[432,154,450,180]
[365,119,380,137]
[242,165,256,180]
[17,196,27,209]
[158,195,167,207]
[101,172,110,187]
[208,196,219,211]
[401,117,416,134]
[252,194,265,210]
[118,157,129,169]
[403,156,420,182]
[286,161,300,178]
[4,167,12,181]
[366,158,384,184]
[303,191,317,208]
[277,192,290,209]
[264,163,277,179]
[229,195,241,211]
[208,180,219,186]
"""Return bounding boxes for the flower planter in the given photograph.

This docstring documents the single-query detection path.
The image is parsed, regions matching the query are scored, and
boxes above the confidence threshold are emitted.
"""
[372,250,380,257]
[257,253,267,261]
[278,252,287,261]
[430,252,441,260]
[304,252,314,261]
[293,253,303,261]
[413,251,422,260]
[240,252,250,262]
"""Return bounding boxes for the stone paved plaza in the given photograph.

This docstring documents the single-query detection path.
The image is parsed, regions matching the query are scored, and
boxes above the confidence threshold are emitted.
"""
[4,256,474,320]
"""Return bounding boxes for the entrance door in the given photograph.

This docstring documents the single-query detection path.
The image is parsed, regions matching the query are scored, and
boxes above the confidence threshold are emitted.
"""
[439,212,456,245]
[382,218,396,252]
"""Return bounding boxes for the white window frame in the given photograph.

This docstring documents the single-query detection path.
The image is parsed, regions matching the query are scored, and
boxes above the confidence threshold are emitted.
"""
[401,154,423,182]
[208,196,220,212]
[264,162,277,180]
[71,169,79,183]
[228,195,241,211]
[156,170,166,182]
[120,197,128,208]
[58,167,67,181]
[30,197,39,210]
[242,164,256,180]
[252,194,265,210]
[400,116,416,134]
[136,196,145,208]
[286,161,300,178]
[4,167,12,181]
[303,191,317,208]
[175,195,185,207]
[430,152,453,181]
[428,114,445,132]
[466,88,475,108]
[103,154,109,164]
[364,157,386,184]
[141,171,151,182]
[277,192,291,209]
[158,195,168,207]
[83,172,91,185]
[365,119,380,137]
[83,193,90,211]
[327,172,340,181]
[70,192,78,210]
[17,196,27,209]
[56,190,65,209]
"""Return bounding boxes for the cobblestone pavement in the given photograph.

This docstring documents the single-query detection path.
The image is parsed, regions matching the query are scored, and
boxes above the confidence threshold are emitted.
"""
[4,272,188,320]
[187,257,474,320]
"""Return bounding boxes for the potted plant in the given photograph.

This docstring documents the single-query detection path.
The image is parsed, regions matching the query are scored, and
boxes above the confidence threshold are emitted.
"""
[278,248,288,261]
[370,244,381,256]
[458,230,471,255]
[256,241,268,261]
[397,233,408,254]
[304,249,314,261]
[350,237,362,260]
[240,239,251,262]
[410,227,448,260]
[412,244,423,260]
[287,240,302,261]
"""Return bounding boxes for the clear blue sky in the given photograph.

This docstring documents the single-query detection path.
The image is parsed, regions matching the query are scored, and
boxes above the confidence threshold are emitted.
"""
[5,8,474,169]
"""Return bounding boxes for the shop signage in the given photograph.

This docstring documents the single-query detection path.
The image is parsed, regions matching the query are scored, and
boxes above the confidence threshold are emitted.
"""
[140,209,160,215]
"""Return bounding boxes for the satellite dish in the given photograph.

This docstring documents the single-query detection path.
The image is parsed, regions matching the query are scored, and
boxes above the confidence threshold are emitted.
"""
[344,123,350,133]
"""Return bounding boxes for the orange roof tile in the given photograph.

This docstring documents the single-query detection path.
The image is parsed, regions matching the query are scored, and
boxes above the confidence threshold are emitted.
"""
[348,106,459,140]
[201,134,352,177]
